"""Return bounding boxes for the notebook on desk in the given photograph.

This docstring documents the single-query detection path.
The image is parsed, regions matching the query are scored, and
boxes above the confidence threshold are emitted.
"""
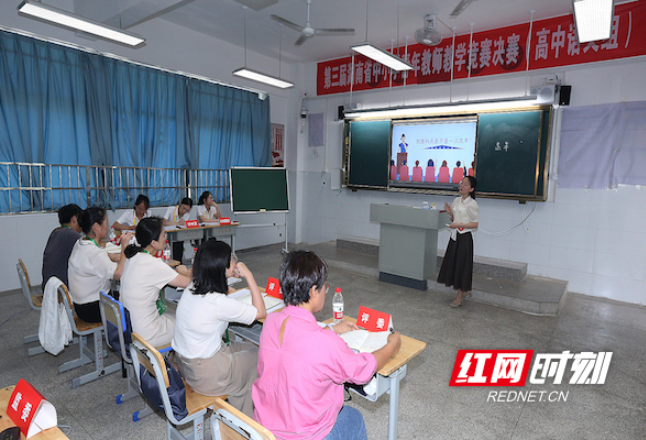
[229,288,283,313]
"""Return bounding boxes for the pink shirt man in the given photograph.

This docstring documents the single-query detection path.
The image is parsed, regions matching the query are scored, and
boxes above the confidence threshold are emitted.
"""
[253,305,377,440]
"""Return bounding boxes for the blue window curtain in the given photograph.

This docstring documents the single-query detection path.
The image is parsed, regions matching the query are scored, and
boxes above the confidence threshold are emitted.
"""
[0,29,271,212]
[187,79,271,170]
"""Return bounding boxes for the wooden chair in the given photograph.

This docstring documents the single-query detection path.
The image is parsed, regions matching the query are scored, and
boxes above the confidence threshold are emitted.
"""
[130,332,225,440]
[16,259,45,356]
[58,284,120,388]
[211,397,275,440]
[100,292,156,422]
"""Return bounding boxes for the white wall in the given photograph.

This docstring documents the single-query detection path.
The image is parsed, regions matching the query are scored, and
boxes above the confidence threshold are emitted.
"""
[0,3,302,291]
[293,56,646,306]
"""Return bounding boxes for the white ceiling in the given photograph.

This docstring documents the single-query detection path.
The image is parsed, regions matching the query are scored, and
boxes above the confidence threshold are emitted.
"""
[76,0,593,64]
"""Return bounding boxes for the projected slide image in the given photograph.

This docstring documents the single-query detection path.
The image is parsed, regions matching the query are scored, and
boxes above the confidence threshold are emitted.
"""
[390,118,477,188]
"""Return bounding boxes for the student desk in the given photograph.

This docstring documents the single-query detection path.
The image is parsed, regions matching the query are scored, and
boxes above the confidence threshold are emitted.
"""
[165,222,240,252]
[229,313,426,440]
[0,386,68,439]
[323,317,426,440]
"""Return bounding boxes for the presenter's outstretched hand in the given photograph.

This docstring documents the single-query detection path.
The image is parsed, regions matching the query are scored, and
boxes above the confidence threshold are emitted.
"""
[332,321,360,335]
[444,202,452,214]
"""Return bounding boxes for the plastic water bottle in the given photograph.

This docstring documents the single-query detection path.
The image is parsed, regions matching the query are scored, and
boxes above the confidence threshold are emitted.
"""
[108,228,117,244]
[332,288,344,324]
[162,240,171,263]
[191,246,198,265]
[422,201,429,209]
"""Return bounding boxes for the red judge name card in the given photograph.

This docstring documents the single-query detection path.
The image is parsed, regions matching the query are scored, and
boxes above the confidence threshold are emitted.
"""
[219,217,231,225]
[265,277,283,299]
[7,379,57,438]
[185,220,199,228]
[357,306,393,332]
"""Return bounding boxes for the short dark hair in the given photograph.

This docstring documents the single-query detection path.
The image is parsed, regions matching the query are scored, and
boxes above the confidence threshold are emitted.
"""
[198,191,212,206]
[427,159,434,167]
[125,217,164,258]
[191,239,231,295]
[58,204,82,225]
[134,194,150,210]
[279,250,328,307]
[78,207,106,234]
[180,197,193,208]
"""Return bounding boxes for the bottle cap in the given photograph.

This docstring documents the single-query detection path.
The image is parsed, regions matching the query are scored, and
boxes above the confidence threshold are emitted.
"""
[335,287,341,292]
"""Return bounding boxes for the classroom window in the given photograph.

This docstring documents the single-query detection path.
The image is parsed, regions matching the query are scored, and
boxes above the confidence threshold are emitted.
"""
[0,161,229,214]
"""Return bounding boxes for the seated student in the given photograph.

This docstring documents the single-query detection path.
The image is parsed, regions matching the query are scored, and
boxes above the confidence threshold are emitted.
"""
[162,197,193,262]
[41,204,83,290]
[68,207,133,323]
[120,217,191,347]
[253,250,401,440]
[196,191,221,223]
[173,240,266,417]
[112,194,152,231]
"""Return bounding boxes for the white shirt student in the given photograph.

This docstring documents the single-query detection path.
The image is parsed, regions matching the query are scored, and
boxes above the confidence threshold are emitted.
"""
[196,191,221,223]
[113,195,152,231]
[163,198,193,226]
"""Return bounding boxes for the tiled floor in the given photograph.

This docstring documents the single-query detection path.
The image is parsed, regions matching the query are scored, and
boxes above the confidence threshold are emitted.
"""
[1,243,645,439]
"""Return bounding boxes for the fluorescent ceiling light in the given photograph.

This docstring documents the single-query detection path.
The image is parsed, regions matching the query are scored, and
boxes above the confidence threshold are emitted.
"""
[572,0,614,43]
[17,0,145,47]
[351,43,413,72]
[232,67,294,89]
[344,96,541,119]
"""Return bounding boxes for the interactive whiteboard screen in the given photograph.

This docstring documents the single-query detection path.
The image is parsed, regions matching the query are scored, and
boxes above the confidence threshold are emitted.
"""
[390,117,478,189]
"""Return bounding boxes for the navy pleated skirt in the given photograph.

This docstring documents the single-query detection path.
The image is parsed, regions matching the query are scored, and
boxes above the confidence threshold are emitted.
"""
[437,231,474,292]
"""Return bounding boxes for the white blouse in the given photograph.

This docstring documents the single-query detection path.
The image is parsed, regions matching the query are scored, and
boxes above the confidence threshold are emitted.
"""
[116,209,152,227]
[163,206,190,223]
[450,196,479,240]
[197,205,218,220]
[172,282,257,359]
[67,239,116,304]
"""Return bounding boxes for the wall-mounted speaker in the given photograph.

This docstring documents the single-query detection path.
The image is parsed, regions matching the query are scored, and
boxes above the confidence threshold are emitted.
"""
[529,85,556,104]
[559,85,572,106]
[338,105,345,120]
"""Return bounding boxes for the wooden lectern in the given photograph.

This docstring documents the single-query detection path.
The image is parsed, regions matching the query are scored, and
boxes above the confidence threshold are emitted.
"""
[370,204,450,290]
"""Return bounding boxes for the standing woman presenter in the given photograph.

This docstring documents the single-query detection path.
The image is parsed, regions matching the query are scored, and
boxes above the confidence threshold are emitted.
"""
[437,176,479,307]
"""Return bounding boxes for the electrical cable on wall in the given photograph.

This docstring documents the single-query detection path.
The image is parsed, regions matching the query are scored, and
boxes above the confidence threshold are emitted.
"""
[477,201,536,236]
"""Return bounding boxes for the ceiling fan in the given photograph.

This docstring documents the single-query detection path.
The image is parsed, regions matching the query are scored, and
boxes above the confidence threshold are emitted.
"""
[415,13,442,46]
[450,0,478,18]
[270,0,354,46]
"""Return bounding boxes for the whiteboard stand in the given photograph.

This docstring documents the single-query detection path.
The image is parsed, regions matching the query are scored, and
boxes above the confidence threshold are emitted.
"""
[283,212,289,254]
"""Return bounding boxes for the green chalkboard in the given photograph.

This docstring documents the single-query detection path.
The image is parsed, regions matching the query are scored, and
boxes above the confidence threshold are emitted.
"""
[346,120,391,188]
[230,167,289,213]
[342,108,552,200]
[476,110,549,198]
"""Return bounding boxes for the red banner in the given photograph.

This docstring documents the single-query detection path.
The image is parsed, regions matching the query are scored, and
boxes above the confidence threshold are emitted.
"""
[317,2,646,96]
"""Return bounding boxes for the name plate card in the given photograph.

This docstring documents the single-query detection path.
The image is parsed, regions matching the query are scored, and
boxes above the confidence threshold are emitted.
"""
[219,217,232,225]
[265,277,283,299]
[357,306,393,333]
[185,220,199,228]
[7,379,57,438]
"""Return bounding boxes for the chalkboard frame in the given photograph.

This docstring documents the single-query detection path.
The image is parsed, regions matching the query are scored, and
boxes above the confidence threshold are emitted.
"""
[342,105,552,201]
[229,167,290,213]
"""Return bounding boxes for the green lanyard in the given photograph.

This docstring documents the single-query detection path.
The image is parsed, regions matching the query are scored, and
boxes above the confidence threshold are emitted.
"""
[85,237,100,248]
